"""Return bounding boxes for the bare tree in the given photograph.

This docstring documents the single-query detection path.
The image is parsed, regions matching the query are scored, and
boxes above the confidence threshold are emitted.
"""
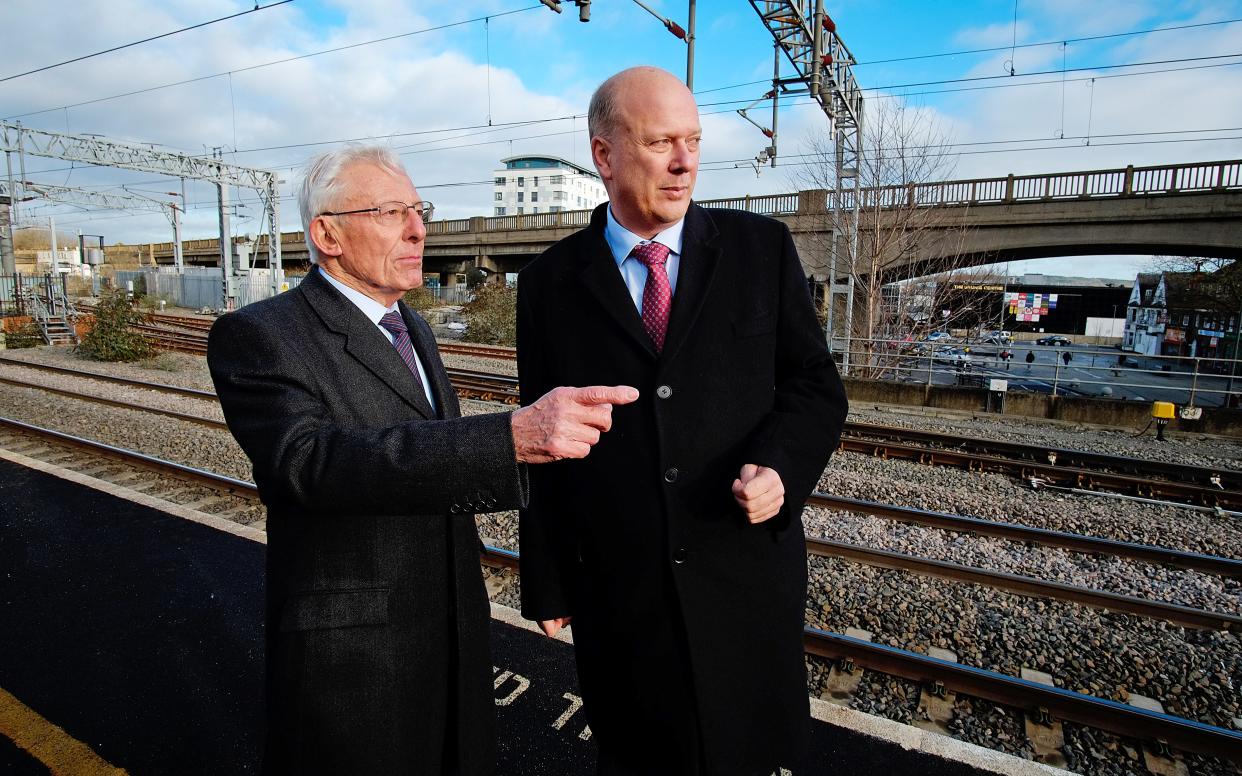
[795,99,994,377]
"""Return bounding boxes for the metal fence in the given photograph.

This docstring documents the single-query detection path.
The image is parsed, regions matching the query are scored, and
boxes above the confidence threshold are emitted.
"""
[841,336,1242,408]
[110,267,297,311]
[0,273,71,316]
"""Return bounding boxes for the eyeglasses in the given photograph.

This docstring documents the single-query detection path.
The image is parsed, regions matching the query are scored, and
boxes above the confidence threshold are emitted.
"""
[320,200,434,225]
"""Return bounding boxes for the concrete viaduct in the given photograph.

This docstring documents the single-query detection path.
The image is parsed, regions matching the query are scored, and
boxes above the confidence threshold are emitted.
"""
[141,158,1242,283]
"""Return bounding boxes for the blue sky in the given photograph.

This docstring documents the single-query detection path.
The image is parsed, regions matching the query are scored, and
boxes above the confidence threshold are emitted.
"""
[3,0,1241,280]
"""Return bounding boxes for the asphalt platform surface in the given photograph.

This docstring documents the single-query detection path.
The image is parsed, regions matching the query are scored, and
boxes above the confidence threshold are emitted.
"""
[0,456,1003,775]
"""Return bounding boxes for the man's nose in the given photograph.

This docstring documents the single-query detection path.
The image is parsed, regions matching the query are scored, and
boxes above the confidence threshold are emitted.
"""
[669,141,697,173]
[404,208,427,241]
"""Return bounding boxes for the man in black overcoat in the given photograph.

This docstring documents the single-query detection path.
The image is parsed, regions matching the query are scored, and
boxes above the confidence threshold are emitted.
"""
[517,67,849,775]
[208,145,636,775]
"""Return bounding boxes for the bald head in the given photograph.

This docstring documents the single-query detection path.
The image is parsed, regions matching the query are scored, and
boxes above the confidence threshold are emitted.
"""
[588,66,701,238]
[588,66,694,142]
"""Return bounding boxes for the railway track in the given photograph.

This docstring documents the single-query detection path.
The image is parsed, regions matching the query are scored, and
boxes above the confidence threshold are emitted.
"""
[4,353,1236,509]
[0,361,1235,631]
[2,416,1240,767]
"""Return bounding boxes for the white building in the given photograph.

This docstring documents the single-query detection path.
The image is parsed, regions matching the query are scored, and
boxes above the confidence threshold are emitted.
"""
[492,155,606,217]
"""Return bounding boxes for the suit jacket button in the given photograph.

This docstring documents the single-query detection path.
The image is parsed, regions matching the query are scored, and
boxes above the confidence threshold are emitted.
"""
[673,547,689,564]
[656,385,673,399]
[663,467,679,483]
[450,504,461,514]
[484,497,497,509]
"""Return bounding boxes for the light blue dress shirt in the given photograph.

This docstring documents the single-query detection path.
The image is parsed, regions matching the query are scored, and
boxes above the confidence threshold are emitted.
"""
[604,206,685,316]
[319,268,437,413]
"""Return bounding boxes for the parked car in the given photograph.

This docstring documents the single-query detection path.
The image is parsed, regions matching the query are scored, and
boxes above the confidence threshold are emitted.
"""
[923,331,954,343]
[981,330,1013,345]
[933,346,972,365]
[1035,335,1072,346]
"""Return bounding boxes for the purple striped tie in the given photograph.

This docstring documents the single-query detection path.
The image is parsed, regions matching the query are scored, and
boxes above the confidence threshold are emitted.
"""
[379,310,426,393]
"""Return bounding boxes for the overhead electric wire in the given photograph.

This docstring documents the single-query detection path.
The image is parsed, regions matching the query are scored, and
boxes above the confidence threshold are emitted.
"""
[3,5,537,121]
[855,16,1242,66]
[0,1,295,84]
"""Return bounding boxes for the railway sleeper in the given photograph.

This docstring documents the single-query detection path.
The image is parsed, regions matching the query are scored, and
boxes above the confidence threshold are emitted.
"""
[914,647,958,736]
[820,627,871,706]
[1019,668,1068,768]
[1127,693,1191,776]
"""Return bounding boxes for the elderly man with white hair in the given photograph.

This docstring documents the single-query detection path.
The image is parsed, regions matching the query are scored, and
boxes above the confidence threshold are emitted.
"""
[208,144,636,775]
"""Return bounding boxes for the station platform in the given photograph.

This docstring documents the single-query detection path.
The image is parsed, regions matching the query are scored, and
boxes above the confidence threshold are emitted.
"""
[0,453,1059,775]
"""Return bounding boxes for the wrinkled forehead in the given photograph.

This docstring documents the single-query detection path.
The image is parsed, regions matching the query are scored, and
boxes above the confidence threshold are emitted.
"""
[335,161,416,207]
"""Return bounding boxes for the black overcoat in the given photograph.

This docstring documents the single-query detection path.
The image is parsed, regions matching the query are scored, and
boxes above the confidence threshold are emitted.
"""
[208,267,527,775]
[517,204,848,774]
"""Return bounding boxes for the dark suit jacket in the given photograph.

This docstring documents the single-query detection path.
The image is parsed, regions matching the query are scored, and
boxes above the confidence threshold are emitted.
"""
[208,267,527,775]
[517,204,848,774]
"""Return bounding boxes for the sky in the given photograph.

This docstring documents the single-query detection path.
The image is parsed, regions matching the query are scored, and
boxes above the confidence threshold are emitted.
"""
[2,0,1241,281]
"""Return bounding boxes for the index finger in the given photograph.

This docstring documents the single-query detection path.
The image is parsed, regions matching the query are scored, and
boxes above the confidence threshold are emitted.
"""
[571,385,639,406]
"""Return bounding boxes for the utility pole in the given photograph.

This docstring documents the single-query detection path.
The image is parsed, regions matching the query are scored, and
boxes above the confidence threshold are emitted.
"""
[214,147,234,311]
[748,1,863,370]
[3,150,16,275]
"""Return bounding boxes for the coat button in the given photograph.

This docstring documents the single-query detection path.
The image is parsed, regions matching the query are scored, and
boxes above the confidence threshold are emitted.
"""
[450,504,461,514]
[663,467,679,483]
[673,547,688,564]
[656,384,673,399]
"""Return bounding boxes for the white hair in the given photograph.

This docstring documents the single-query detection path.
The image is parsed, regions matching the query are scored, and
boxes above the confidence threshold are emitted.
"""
[298,145,407,264]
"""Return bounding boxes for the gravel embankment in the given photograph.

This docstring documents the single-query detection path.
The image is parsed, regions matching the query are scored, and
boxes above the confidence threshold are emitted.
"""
[1,344,1239,775]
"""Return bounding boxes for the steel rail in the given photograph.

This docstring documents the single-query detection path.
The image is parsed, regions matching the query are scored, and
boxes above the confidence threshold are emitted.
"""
[836,436,1241,510]
[0,374,222,427]
[843,421,1239,490]
[805,538,1241,632]
[438,342,517,361]
[3,416,1239,760]
[806,493,1242,577]
[801,629,1242,764]
[0,416,255,493]
[2,356,1235,577]
[476,544,1242,763]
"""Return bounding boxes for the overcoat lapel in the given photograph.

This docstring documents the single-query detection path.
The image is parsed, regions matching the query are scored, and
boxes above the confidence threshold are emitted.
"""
[301,268,437,419]
[401,303,456,419]
[662,204,721,362]
[576,207,658,358]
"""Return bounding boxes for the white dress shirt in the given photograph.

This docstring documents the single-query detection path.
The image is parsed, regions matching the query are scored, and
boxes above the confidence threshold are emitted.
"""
[604,206,685,316]
[319,268,437,413]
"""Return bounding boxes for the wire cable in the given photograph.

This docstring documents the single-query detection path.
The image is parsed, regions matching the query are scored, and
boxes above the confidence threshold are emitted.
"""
[0,1,295,84]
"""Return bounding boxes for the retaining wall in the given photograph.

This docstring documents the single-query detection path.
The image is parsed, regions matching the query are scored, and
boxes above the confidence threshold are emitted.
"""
[842,377,1242,436]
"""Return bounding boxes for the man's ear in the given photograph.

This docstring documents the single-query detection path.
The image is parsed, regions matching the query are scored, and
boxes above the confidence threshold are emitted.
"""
[309,215,344,259]
[591,136,613,182]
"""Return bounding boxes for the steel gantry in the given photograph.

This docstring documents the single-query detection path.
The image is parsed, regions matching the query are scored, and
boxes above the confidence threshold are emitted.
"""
[748,1,863,369]
[1,121,282,306]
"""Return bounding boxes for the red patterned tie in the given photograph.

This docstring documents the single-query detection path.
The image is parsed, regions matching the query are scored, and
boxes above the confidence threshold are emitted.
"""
[379,310,427,393]
[633,242,672,353]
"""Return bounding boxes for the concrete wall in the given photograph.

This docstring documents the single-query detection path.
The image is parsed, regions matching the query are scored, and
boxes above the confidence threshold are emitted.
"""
[842,377,1242,436]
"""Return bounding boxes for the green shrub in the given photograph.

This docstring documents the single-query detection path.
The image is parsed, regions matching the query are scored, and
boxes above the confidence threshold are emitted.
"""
[402,286,438,311]
[462,283,516,346]
[77,289,156,362]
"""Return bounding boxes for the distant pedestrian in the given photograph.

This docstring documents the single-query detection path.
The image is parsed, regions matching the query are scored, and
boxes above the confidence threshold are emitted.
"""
[1061,350,1073,367]
[1000,349,1013,370]
[1025,350,1035,371]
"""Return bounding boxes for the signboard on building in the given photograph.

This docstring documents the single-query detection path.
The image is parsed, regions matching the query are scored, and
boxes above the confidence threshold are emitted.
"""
[1164,328,1185,343]
[1005,291,1058,322]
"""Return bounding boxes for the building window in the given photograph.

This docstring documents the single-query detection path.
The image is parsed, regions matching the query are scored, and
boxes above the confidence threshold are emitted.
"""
[551,175,564,184]
[517,176,524,186]
[533,176,539,186]
[550,206,562,213]
[494,192,503,201]
[495,207,505,215]
[1183,314,1190,326]
[531,191,539,202]
[517,192,524,202]
[553,190,566,200]
[517,207,524,214]
[494,176,505,185]
[533,207,539,214]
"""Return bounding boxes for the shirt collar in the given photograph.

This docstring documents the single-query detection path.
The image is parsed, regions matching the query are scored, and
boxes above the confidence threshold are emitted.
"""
[318,266,398,323]
[604,205,685,268]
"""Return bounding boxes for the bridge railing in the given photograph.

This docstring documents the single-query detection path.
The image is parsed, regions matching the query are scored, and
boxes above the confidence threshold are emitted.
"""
[137,159,1241,254]
[850,158,1242,209]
